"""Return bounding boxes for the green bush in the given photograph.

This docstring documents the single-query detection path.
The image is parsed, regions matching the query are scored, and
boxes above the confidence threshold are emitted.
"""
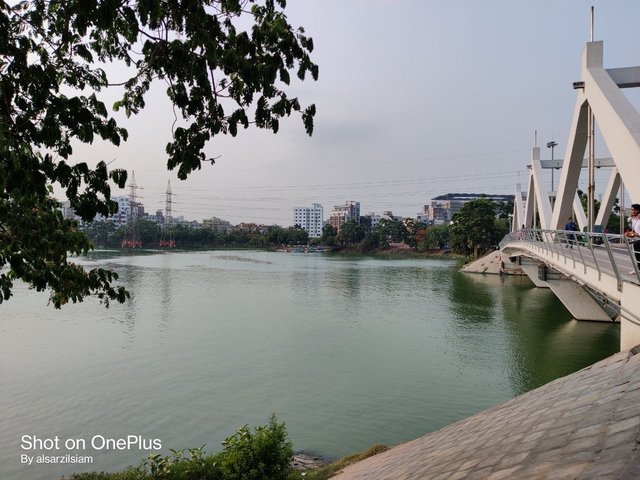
[218,415,293,480]
[66,416,292,480]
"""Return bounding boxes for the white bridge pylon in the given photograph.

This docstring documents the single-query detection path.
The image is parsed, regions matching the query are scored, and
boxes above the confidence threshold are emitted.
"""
[505,40,640,352]
[513,40,640,233]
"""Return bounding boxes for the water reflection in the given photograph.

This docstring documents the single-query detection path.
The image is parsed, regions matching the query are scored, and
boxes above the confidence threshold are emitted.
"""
[449,272,619,396]
[449,270,497,325]
[499,282,619,393]
[158,268,173,334]
[115,263,140,347]
[328,266,364,299]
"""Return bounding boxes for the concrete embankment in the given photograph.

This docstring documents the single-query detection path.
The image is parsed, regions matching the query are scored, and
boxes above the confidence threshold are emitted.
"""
[461,250,524,275]
[331,348,640,479]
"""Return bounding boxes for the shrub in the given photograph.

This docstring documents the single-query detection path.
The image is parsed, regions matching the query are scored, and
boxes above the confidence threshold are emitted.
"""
[67,416,292,480]
[218,415,293,480]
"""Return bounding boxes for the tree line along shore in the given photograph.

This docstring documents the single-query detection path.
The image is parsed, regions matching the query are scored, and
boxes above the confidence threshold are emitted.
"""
[83,198,512,260]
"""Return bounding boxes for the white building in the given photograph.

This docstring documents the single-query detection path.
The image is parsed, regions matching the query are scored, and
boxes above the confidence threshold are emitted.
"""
[293,203,324,238]
[82,195,131,226]
[203,216,232,233]
[59,196,132,226]
[59,201,81,221]
[105,196,132,227]
[365,210,397,230]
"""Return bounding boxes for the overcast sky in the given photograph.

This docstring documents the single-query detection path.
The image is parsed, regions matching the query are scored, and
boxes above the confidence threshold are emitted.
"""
[67,0,640,226]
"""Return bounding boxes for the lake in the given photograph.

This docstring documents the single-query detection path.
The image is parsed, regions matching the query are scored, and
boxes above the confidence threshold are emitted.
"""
[0,250,619,479]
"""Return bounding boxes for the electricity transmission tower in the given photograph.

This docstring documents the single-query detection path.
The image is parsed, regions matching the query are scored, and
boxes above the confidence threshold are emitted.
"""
[159,180,176,248]
[121,171,143,248]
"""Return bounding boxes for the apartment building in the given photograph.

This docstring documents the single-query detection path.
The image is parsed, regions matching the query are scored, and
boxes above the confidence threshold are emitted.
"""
[82,195,133,227]
[363,211,398,231]
[427,193,514,225]
[328,201,360,233]
[203,216,233,233]
[293,203,324,238]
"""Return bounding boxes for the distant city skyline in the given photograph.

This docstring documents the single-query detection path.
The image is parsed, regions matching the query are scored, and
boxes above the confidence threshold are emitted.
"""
[58,1,640,226]
[84,191,515,232]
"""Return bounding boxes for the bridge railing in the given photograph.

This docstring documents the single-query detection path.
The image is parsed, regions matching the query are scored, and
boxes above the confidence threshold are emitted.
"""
[499,228,640,286]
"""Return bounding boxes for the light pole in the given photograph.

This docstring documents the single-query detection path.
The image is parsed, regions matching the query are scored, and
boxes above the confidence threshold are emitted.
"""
[547,140,557,192]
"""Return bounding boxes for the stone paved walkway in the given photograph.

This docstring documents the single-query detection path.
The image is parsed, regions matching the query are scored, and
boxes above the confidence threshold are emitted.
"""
[331,348,640,480]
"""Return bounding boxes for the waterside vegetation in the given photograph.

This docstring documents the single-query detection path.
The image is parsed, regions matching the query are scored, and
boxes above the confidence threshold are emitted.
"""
[63,416,387,480]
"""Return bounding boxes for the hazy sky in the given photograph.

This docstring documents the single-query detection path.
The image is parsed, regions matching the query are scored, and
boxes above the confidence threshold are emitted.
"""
[67,0,640,226]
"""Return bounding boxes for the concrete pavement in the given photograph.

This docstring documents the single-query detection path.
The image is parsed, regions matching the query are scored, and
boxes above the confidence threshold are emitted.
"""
[331,348,640,479]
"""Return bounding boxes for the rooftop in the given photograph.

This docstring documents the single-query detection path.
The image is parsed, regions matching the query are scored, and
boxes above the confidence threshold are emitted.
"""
[432,193,515,202]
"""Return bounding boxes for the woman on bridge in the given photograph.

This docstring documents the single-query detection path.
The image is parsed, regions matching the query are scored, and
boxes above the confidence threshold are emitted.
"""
[626,204,640,274]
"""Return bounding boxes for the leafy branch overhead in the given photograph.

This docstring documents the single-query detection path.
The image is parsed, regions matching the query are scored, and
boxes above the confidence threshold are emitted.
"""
[0,0,318,306]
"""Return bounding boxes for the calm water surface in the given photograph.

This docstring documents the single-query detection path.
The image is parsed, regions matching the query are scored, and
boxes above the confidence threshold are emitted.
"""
[0,250,619,479]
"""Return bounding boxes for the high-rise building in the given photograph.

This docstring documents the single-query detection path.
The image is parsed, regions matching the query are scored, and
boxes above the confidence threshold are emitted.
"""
[328,201,360,233]
[293,203,324,238]
[427,193,514,225]
[92,195,131,226]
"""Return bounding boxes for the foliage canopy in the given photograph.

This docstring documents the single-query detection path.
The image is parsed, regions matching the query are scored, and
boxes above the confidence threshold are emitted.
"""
[449,198,509,258]
[0,0,317,306]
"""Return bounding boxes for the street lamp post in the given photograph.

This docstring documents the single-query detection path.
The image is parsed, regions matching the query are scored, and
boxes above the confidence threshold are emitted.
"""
[547,140,557,192]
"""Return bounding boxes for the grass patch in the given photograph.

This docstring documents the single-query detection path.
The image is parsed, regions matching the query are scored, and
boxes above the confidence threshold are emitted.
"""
[288,444,389,480]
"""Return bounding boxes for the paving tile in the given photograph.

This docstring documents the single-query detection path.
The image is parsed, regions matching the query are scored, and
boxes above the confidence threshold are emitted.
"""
[580,473,625,480]
[531,447,566,464]
[572,423,605,439]
[458,459,479,471]
[510,438,544,455]
[563,435,603,453]
[495,451,529,469]
[563,451,594,464]
[520,429,546,442]
[542,462,590,479]
[464,466,493,479]
[602,427,638,449]
[485,465,523,480]
[580,459,630,478]
[517,460,556,477]
[535,433,573,452]
[606,415,640,434]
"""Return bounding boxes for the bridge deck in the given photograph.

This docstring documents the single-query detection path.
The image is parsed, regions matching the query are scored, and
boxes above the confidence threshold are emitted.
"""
[500,230,640,305]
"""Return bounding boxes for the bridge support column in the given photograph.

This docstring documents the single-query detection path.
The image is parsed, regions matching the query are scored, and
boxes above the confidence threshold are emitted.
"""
[520,262,549,288]
[620,282,640,350]
[545,279,612,322]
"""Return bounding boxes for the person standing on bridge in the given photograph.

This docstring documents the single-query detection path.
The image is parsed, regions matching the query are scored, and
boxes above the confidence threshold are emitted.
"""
[625,204,640,274]
[564,217,578,247]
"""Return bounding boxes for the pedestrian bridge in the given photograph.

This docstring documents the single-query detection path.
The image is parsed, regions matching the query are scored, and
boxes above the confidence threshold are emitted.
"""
[502,38,640,350]
[501,231,640,352]
[500,230,640,351]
